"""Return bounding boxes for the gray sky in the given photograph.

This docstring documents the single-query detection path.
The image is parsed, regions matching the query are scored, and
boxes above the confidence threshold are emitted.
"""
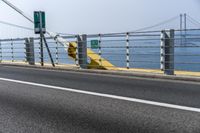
[0,0,200,37]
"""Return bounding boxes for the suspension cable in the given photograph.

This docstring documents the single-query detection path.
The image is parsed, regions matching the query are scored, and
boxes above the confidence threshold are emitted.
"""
[130,15,180,32]
[186,15,200,27]
[0,20,33,31]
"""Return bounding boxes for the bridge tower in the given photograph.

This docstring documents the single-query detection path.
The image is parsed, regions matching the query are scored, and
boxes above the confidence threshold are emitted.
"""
[180,13,187,45]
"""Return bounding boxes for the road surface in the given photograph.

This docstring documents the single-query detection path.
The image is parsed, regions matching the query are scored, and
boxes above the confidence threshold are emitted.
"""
[0,65,199,133]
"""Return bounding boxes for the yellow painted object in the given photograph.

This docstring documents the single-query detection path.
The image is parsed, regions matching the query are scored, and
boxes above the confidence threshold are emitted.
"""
[66,42,200,77]
[68,42,118,70]
[2,60,200,77]
[118,68,163,74]
[175,70,200,77]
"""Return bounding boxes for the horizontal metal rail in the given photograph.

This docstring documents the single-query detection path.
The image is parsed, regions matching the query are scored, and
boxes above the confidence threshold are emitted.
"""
[0,29,200,73]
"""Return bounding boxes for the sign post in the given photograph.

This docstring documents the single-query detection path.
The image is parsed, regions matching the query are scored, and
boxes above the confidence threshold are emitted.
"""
[34,11,55,67]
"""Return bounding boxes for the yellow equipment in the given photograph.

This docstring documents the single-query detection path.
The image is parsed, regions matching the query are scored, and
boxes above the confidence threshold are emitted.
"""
[68,42,118,70]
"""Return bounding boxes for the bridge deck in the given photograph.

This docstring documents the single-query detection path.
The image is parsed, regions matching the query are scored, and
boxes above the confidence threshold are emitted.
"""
[0,65,199,132]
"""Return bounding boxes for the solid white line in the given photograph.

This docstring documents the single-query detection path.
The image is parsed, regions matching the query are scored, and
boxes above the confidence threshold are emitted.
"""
[0,77,199,113]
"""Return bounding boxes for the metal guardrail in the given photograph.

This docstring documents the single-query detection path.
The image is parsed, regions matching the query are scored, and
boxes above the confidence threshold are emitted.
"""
[0,29,200,74]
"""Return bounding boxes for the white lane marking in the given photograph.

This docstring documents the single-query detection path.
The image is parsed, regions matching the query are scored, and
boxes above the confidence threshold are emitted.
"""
[0,77,199,113]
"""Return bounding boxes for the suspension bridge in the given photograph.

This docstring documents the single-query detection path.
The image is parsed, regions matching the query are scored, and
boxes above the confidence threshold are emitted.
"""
[1,14,200,76]
[0,1,200,133]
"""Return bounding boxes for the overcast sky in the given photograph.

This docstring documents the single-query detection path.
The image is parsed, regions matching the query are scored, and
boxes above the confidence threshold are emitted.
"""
[0,0,200,37]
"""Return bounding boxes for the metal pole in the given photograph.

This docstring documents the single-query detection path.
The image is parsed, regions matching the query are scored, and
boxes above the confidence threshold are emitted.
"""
[184,13,187,32]
[56,42,59,64]
[25,38,35,65]
[11,39,14,62]
[42,34,55,67]
[29,38,35,65]
[160,30,165,71]
[167,29,175,75]
[25,38,29,63]
[40,36,44,66]
[126,33,130,69]
[0,41,2,62]
[39,12,44,66]
[180,14,183,45]
[77,35,87,69]
[98,34,102,67]
[184,13,187,44]
[160,30,174,75]
[75,36,79,67]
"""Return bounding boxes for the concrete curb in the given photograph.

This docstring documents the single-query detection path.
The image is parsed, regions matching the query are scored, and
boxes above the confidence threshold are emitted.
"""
[1,63,200,82]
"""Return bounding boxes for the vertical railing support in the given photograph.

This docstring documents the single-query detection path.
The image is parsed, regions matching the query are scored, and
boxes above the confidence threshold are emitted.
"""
[160,29,175,75]
[180,14,183,45]
[56,41,59,65]
[11,39,14,62]
[126,32,130,69]
[160,31,165,71]
[25,38,35,65]
[77,34,87,69]
[75,36,79,67]
[98,34,102,67]
[0,41,2,62]
[40,36,44,66]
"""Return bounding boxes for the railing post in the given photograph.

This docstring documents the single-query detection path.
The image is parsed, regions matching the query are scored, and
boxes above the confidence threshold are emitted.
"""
[160,31,165,72]
[25,38,35,65]
[75,36,79,67]
[56,41,59,65]
[98,34,102,67]
[77,34,87,69]
[0,41,2,62]
[160,29,174,75]
[126,32,130,69]
[40,36,44,66]
[11,39,14,62]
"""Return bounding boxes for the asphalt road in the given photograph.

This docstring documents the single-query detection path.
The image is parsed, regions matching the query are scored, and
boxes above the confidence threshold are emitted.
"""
[0,65,200,133]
